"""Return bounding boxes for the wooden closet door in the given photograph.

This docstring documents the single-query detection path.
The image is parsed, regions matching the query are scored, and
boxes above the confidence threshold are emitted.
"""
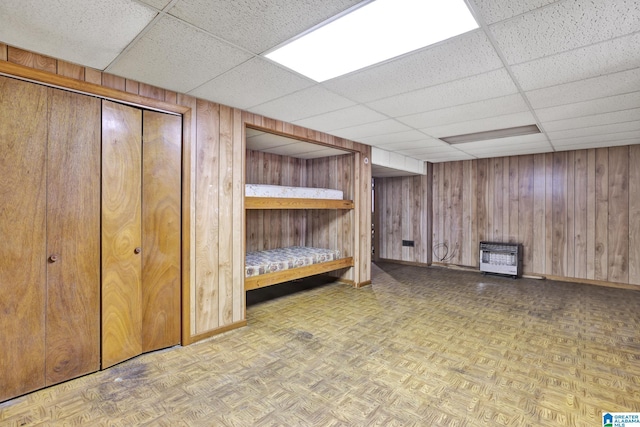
[102,100,143,368]
[142,110,182,352]
[0,77,48,402]
[45,89,101,384]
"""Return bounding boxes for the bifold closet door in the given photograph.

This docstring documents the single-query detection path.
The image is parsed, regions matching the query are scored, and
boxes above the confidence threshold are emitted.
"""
[102,101,181,368]
[1,77,100,402]
[141,110,181,353]
[0,77,48,401]
[102,100,143,368]
[45,89,101,384]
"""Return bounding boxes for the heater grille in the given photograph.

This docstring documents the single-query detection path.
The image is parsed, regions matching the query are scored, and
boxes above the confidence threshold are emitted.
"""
[479,241,522,278]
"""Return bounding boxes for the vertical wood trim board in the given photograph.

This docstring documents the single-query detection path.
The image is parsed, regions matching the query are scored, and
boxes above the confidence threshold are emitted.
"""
[218,105,234,327]
[194,100,220,333]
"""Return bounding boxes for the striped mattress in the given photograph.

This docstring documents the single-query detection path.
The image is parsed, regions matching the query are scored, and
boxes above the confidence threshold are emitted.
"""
[245,246,341,277]
[245,184,343,200]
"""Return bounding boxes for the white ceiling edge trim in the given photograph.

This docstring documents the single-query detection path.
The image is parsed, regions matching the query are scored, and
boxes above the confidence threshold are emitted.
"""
[371,146,425,176]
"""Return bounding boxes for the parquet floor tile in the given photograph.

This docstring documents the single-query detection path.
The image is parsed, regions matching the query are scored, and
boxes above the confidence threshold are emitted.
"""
[1,262,640,426]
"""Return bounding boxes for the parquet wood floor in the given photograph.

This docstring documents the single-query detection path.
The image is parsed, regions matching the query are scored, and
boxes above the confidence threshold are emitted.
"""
[2,262,639,426]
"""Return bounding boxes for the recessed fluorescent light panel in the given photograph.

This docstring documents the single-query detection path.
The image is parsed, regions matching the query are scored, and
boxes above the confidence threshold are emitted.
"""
[265,0,478,82]
[440,125,542,144]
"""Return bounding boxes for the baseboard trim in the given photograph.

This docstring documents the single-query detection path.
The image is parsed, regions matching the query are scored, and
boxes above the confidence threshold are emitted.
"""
[384,259,640,292]
[186,320,248,345]
[376,258,431,268]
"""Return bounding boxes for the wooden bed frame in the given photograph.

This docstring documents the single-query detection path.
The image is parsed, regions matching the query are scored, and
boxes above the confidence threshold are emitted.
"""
[244,195,355,290]
[245,196,354,210]
[244,256,354,291]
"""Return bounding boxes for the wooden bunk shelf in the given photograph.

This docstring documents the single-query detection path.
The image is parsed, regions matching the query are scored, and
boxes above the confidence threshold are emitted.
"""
[245,196,354,210]
[244,257,354,291]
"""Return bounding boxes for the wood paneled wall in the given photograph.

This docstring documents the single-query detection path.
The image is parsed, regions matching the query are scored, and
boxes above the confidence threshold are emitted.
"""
[193,100,245,337]
[1,45,372,342]
[374,165,432,264]
[376,147,640,287]
[306,154,356,281]
[246,150,307,252]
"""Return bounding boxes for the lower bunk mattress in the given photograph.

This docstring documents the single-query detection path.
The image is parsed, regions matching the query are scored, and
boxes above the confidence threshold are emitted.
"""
[245,246,341,278]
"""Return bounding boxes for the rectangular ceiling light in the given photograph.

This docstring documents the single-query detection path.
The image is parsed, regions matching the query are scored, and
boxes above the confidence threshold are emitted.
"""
[440,124,542,144]
[265,0,478,82]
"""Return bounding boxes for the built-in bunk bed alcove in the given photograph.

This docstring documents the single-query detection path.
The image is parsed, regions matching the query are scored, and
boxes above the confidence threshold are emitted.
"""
[244,126,360,292]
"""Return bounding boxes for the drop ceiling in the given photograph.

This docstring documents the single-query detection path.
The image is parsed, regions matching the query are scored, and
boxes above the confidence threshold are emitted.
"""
[0,0,638,169]
[246,128,350,160]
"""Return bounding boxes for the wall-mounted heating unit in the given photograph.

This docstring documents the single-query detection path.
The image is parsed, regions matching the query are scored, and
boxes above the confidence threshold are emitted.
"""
[479,241,522,278]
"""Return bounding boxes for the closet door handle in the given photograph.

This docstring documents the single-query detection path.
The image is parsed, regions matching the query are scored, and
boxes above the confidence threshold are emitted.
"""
[134,247,142,254]
[48,254,58,263]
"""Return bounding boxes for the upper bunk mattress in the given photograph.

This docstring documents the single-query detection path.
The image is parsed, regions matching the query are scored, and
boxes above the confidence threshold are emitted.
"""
[246,246,341,278]
[245,184,343,200]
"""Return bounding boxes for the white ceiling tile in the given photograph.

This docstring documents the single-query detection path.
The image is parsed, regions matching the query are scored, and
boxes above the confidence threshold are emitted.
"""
[551,130,640,146]
[330,119,411,140]
[169,0,362,54]
[469,146,550,158]
[422,111,537,138]
[468,144,549,155]
[401,145,463,156]
[368,68,518,117]
[262,144,314,156]
[553,139,640,151]
[4,0,640,162]
[511,32,640,91]
[246,132,296,151]
[526,67,640,109]
[0,0,157,69]
[188,57,313,110]
[108,15,251,93]
[490,0,640,65]
[324,30,503,102]
[296,147,350,159]
[455,138,552,157]
[138,0,172,10]
[248,86,356,123]
[535,91,640,122]
[468,0,559,24]
[417,151,475,162]
[382,138,446,150]
[293,105,388,133]
[453,133,550,153]
[371,140,438,151]
[397,94,530,129]
[547,121,640,140]
[246,128,349,158]
[358,130,433,146]
[263,143,325,156]
[542,108,640,132]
